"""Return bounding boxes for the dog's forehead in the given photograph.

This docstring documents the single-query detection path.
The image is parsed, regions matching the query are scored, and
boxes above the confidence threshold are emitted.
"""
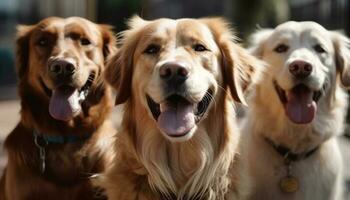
[36,17,64,31]
[66,17,101,41]
[144,18,213,40]
[176,19,213,38]
[36,17,101,42]
[144,19,177,37]
[272,21,330,42]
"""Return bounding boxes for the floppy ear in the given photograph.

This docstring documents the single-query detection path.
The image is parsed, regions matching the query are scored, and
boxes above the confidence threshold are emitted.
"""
[16,25,34,79]
[99,24,117,59]
[248,28,273,58]
[104,16,148,105]
[221,43,264,105]
[331,31,350,87]
[201,18,264,105]
[104,49,132,105]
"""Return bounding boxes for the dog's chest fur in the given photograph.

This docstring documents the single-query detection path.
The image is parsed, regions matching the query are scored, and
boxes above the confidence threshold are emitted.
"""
[246,135,342,200]
[5,124,101,183]
[116,97,239,199]
[241,81,347,200]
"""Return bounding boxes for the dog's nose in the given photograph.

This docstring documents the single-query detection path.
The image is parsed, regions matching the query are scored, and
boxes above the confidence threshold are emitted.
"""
[159,62,189,85]
[289,60,312,79]
[49,59,76,77]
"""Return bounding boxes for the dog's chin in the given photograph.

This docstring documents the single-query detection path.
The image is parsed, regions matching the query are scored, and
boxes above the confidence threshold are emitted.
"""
[40,73,96,121]
[273,80,324,125]
[146,89,213,142]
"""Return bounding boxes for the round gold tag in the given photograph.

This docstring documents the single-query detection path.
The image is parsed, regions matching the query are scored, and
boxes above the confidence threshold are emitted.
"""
[279,176,299,193]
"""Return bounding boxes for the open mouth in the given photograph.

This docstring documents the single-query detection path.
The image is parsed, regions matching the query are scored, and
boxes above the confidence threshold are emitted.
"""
[146,89,213,137]
[274,81,323,124]
[47,73,96,121]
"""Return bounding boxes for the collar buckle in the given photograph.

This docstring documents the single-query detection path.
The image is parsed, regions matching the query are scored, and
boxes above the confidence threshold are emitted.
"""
[34,133,47,174]
[32,129,92,174]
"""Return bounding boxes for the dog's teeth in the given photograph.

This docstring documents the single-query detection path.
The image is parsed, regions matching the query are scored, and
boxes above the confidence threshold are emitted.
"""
[78,90,88,103]
[194,104,198,114]
[160,103,167,112]
[285,91,290,99]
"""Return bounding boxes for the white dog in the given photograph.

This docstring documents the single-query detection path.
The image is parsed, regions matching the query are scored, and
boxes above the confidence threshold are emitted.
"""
[241,21,350,200]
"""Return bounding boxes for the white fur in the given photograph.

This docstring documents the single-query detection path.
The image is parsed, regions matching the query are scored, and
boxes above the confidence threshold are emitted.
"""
[242,21,349,200]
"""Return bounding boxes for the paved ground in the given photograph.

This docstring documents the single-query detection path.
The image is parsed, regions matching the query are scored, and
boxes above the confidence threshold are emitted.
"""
[1,97,350,198]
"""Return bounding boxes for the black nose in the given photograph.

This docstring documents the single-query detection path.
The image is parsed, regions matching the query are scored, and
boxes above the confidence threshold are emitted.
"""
[289,60,313,79]
[159,62,189,86]
[49,59,76,77]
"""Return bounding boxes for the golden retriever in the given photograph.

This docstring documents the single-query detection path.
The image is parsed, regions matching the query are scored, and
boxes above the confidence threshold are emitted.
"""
[102,16,262,200]
[0,17,116,200]
[241,21,349,199]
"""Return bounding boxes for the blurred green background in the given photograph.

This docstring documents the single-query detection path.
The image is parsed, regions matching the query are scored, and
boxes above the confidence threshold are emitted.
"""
[0,0,349,94]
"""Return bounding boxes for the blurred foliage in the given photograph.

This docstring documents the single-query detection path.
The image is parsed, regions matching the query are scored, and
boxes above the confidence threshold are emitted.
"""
[0,0,349,86]
[232,0,289,41]
[0,48,15,85]
[97,0,141,32]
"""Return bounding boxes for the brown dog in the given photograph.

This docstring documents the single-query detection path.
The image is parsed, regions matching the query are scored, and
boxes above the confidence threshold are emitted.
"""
[0,17,116,200]
[102,16,262,200]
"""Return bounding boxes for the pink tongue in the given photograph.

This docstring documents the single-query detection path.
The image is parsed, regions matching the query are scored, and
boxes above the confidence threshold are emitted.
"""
[285,86,317,124]
[157,101,195,137]
[49,88,82,121]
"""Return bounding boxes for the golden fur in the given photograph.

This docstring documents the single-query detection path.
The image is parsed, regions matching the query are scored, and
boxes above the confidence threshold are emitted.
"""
[0,17,116,200]
[102,16,262,200]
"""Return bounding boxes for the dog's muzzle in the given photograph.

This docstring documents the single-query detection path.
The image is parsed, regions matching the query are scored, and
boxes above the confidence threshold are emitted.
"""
[146,89,213,138]
[274,81,324,124]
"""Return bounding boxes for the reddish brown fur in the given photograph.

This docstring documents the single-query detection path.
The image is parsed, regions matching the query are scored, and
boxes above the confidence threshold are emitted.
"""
[0,17,116,200]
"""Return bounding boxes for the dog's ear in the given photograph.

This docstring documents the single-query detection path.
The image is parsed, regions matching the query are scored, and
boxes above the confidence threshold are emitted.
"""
[16,25,34,79]
[248,29,273,58]
[201,18,263,105]
[127,15,149,30]
[99,24,117,59]
[104,16,148,105]
[331,31,350,87]
[221,43,264,105]
[105,49,132,105]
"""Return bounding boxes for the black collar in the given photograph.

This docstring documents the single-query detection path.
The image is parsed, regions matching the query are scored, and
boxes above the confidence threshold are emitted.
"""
[265,138,319,162]
[33,129,92,145]
[32,129,93,184]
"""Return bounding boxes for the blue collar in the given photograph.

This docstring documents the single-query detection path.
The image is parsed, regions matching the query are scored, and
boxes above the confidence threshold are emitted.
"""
[33,130,92,145]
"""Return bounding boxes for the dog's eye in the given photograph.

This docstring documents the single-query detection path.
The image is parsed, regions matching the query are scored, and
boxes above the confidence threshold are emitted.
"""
[314,44,326,53]
[81,38,91,46]
[193,44,208,52]
[37,37,49,47]
[144,44,160,54]
[274,44,289,53]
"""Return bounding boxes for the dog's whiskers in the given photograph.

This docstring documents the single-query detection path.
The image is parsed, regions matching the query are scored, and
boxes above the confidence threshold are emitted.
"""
[205,90,217,113]
[217,85,229,96]
[216,85,241,114]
